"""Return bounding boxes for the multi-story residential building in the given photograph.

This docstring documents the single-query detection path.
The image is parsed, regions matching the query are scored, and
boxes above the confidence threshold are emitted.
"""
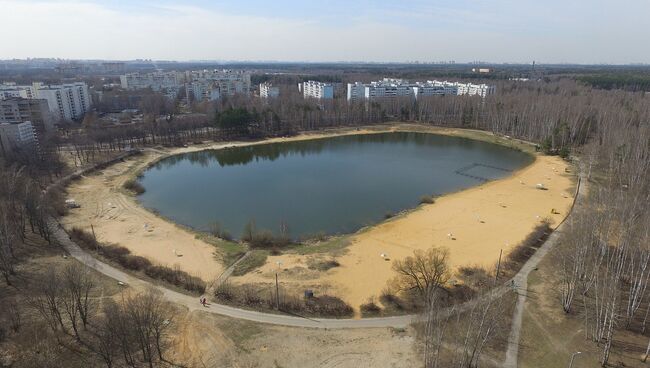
[346,79,496,101]
[0,98,54,133]
[259,82,279,98]
[36,82,92,121]
[184,70,251,97]
[120,71,181,91]
[120,71,182,101]
[301,81,334,99]
[1,82,91,121]
[0,121,38,156]
[0,82,37,99]
[186,80,221,102]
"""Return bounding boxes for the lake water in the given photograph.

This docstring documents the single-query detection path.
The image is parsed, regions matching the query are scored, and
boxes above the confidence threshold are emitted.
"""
[137,132,533,239]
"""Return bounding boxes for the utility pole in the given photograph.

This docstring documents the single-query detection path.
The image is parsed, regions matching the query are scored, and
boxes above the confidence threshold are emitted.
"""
[495,248,503,284]
[275,273,280,310]
[275,261,283,310]
[568,351,581,368]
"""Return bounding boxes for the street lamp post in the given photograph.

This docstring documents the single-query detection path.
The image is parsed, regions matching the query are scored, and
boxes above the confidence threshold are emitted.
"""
[275,261,283,310]
[568,351,582,368]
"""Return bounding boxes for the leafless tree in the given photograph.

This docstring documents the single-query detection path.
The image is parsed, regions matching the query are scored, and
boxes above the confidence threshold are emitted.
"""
[392,247,451,301]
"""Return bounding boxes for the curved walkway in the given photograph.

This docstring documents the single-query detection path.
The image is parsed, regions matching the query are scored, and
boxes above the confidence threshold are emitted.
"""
[503,173,585,367]
[49,150,583,330]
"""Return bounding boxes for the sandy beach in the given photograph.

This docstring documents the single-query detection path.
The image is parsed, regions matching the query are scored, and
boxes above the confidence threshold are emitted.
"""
[61,125,575,307]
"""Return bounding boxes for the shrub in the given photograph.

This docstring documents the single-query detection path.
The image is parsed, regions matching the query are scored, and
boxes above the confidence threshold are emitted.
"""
[307,259,340,271]
[305,295,354,317]
[380,291,405,311]
[505,220,552,269]
[120,254,152,271]
[123,179,145,194]
[249,230,289,248]
[419,195,435,204]
[208,222,233,241]
[69,227,99,249]
[360,300,382,315]
[449,284,476,303]
[214,282,235,301]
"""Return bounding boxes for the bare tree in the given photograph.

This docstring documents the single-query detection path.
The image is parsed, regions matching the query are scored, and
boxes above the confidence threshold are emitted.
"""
[392,247,451,300]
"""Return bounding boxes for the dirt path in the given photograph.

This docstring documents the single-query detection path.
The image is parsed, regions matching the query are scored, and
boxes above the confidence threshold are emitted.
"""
[503,172,585,367]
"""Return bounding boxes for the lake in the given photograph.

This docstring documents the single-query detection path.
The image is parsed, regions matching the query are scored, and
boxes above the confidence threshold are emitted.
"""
[137,132,533,239]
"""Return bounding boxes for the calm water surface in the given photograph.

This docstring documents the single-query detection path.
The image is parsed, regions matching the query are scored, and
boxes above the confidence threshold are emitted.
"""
[137,132,533,239]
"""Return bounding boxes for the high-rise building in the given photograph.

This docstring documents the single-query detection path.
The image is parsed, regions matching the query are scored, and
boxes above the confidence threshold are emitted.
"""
[1,81,92,121]
[259,82,279,98]
[301,81,334,99]
[36,82,92,121]
[0,121,38,156]
[0,98,54,133]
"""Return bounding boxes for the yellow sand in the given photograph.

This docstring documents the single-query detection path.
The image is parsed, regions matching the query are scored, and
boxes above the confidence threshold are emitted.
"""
[62,125,575,307]
[61,153,225,281]
[325,154,573,308]
[237,153,573,309]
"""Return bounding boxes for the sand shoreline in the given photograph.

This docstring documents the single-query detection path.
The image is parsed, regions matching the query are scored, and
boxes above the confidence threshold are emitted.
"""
[61,124,575,308]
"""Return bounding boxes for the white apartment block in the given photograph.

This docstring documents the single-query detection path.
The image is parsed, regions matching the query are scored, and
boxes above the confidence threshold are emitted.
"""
[301,81,334,99]
[184,70,251,97]
[186,80,221,102]
[347,79,496,101]
[120,72,181,91]
[1,82,91,121]
[0,82,37,99]
[259,82,279,98]
[0,98,54,132]
[0,121,38,156]
[36,82,92,121]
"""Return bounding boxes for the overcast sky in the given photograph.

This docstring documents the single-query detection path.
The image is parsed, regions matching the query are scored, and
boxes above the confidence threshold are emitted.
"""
[1,0,649,64]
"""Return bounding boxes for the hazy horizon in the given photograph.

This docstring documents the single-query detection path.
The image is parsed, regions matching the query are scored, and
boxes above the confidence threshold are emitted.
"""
[1,0,649,64]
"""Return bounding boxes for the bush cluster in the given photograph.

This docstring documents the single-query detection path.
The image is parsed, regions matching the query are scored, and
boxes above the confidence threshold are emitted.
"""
[123,179,145,194]
[214,283,353,318]
[505,220,552,269]
[69,227,205,294]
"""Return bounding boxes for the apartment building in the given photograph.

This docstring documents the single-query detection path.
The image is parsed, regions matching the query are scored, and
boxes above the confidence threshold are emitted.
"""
[185,70,251,97]
[36,82,92,121]
[1,81,91,121]
[0,98,54,133]
[120,71,181,91]
[0,82,37,99]
[0,121,38,156]
[301,81,334,99]
[259,82,279,98]
[186,80,221,102]
[347,79,496,100]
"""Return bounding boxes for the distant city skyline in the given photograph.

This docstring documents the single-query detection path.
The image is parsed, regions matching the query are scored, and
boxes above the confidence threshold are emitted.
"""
[2,0,649,64]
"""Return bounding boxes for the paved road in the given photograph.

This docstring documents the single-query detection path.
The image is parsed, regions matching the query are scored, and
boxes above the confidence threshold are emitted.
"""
[503,174,585,367]
[49,152,583,331]
[52,221,414,329]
